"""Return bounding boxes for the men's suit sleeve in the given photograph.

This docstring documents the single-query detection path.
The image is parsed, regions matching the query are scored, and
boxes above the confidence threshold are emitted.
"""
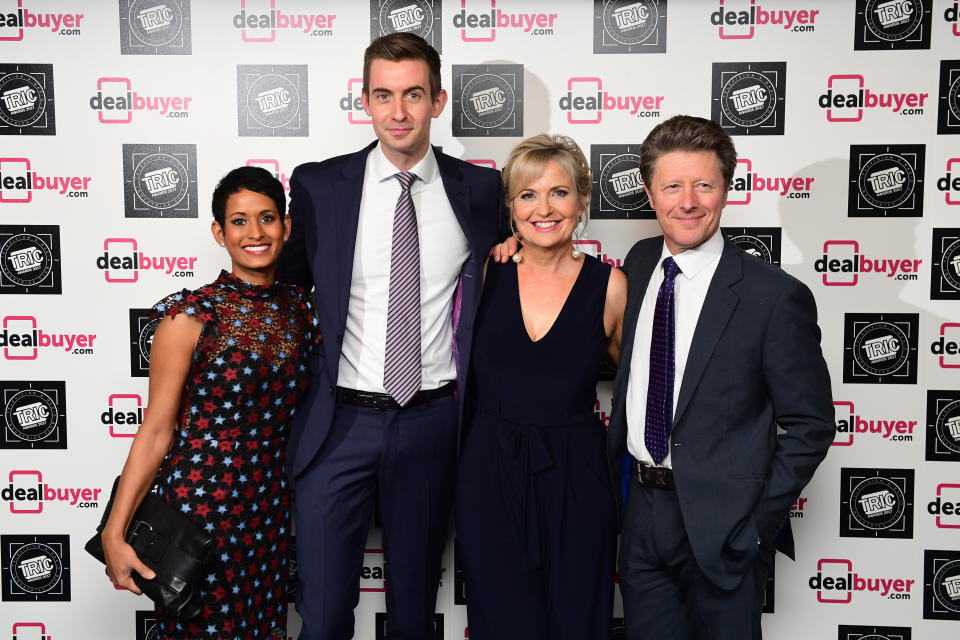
[753,279,834,543]
[276,169,314,291]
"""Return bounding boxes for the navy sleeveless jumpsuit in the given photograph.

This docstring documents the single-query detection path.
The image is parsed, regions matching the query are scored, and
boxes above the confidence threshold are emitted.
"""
[455,255,618,639]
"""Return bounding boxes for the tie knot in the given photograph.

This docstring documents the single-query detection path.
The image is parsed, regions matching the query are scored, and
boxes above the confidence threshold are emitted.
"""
[662,256,681,281]
[395,171,416,191]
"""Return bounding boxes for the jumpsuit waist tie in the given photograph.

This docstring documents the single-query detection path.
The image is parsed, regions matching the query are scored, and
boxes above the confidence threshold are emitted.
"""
[472,403,597,573]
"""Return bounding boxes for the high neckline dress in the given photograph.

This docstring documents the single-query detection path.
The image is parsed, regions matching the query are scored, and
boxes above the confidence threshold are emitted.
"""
[149,270,314,640]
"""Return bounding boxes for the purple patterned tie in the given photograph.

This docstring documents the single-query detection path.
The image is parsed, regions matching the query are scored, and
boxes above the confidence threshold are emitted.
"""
[645,256,681,465]
[383,171,421,406]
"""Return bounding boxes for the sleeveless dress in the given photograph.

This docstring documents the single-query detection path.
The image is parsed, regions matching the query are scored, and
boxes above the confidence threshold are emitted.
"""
[149,270,313,640]
[455,255,618,640]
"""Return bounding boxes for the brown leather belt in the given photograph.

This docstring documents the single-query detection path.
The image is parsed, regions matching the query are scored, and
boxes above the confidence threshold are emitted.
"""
[337,381,455,411]
[636,461,675,489]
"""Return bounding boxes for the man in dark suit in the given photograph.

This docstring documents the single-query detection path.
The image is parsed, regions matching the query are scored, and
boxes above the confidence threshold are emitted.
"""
[277,34,503,639]
[607,115,834,639]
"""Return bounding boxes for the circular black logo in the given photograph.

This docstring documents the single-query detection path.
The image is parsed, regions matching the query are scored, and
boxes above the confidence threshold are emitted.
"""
[3,389,59,442]
[0,72,46,127]
[940,238,960,292]
[132,153,189,210]
[949,73,960,124]
[852,321,910,376]
[144,623,159,640]
[729,234,772,263]
[0,233,53,287]
[460,74,515,129]
[10,542,62,594]
[932,559,960,612]
[934,399,960,455]
[719,71,777,128]
[138,317,160,363]
[127,0,183,46]
[857,153,916,209]
[864,0,923,42]
[379,0,433,39]
[599,153,647,211]
[848,476,905,530]
[245,74,301,129]
[601,0,659,45]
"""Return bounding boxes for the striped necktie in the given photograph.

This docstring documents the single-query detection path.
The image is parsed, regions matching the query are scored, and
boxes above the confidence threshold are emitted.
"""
[383,171,422,406]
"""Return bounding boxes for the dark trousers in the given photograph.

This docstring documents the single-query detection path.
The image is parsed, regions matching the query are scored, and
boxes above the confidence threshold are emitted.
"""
[619,482,772,640]
[294,393,458,640]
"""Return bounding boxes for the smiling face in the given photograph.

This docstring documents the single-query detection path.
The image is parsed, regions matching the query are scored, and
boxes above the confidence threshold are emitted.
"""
[644,150,729,255]
[212,188,290,285]
[511,159,583,252]
[362,58,447,170]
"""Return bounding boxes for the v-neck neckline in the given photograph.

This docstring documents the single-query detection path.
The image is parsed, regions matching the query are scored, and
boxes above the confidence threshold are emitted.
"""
[515,257,587,344]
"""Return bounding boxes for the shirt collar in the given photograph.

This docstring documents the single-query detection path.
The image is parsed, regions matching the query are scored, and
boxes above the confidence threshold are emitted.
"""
[370,142,438,186]
[659,228,724,280]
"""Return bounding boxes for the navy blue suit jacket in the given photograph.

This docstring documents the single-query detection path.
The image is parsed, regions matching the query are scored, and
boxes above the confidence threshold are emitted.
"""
[607,235,834,590]
[277,142,503,477]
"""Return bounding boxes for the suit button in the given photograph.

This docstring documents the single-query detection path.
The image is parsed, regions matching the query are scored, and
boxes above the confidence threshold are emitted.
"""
[328,386,334,395]
[336,334,343,344]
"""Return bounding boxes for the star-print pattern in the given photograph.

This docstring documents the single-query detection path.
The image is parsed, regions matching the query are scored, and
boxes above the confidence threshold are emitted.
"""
[149,270,313,640]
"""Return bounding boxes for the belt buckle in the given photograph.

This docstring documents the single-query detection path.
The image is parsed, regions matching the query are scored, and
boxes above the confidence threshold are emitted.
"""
[378,395,400,411]
[638,463,670,489]
[650,466,668,488]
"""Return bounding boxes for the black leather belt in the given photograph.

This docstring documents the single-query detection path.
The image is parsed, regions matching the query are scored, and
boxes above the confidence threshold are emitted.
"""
[337,381,455,411]
[636,461,675,489]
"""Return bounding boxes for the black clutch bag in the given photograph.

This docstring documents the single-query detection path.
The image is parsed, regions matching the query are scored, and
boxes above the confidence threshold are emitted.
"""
[85,476,215,619]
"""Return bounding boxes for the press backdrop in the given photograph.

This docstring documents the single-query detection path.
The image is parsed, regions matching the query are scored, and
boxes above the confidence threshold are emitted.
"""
[1,1,959,638]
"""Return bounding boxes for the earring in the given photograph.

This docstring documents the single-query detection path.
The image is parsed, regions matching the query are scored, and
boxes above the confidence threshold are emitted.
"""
[571,215,583,259]
[510,220,523,263]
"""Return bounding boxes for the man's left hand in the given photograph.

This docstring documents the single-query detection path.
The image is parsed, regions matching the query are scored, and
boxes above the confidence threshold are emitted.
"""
[489,236,519,263]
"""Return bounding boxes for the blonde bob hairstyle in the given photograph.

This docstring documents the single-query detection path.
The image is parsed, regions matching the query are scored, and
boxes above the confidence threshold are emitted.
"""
[502,134,592,228]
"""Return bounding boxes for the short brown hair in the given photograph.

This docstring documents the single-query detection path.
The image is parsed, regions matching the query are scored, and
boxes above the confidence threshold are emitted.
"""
[363,33,441,100]
[502,134,592,223]
[639,115,737,188]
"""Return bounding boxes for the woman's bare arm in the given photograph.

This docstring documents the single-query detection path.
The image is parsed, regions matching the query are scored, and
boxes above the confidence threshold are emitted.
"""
[100,313,202,593]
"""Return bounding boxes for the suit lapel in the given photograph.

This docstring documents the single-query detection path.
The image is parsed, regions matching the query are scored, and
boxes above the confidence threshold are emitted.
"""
[673,240,743,427]
[333,142,376,322]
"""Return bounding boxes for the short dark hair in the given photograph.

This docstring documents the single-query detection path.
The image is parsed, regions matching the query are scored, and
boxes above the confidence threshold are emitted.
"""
[639,115,738,188]
[363,32,441,100]
[211,166,286,227]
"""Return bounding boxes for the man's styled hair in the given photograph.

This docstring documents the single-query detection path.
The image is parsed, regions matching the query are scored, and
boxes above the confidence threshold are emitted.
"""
[639,115,738,188]
[363,32,442,100]
[211,166,286,227]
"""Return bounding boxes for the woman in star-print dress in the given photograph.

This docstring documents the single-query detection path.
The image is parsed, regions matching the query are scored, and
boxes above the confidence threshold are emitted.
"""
[102,167,313,640]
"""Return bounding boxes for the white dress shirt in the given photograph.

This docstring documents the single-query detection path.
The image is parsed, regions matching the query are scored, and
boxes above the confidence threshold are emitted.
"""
[626,229,725,468]
[337,144,470,393]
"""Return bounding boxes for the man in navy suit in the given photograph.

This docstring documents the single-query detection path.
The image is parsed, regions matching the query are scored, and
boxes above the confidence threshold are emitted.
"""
[607,115,834,639]
[278,33,503,639]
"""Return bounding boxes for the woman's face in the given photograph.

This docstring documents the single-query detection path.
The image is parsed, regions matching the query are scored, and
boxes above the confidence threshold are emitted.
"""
[511,159,582,252]
[212,188,289,284]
